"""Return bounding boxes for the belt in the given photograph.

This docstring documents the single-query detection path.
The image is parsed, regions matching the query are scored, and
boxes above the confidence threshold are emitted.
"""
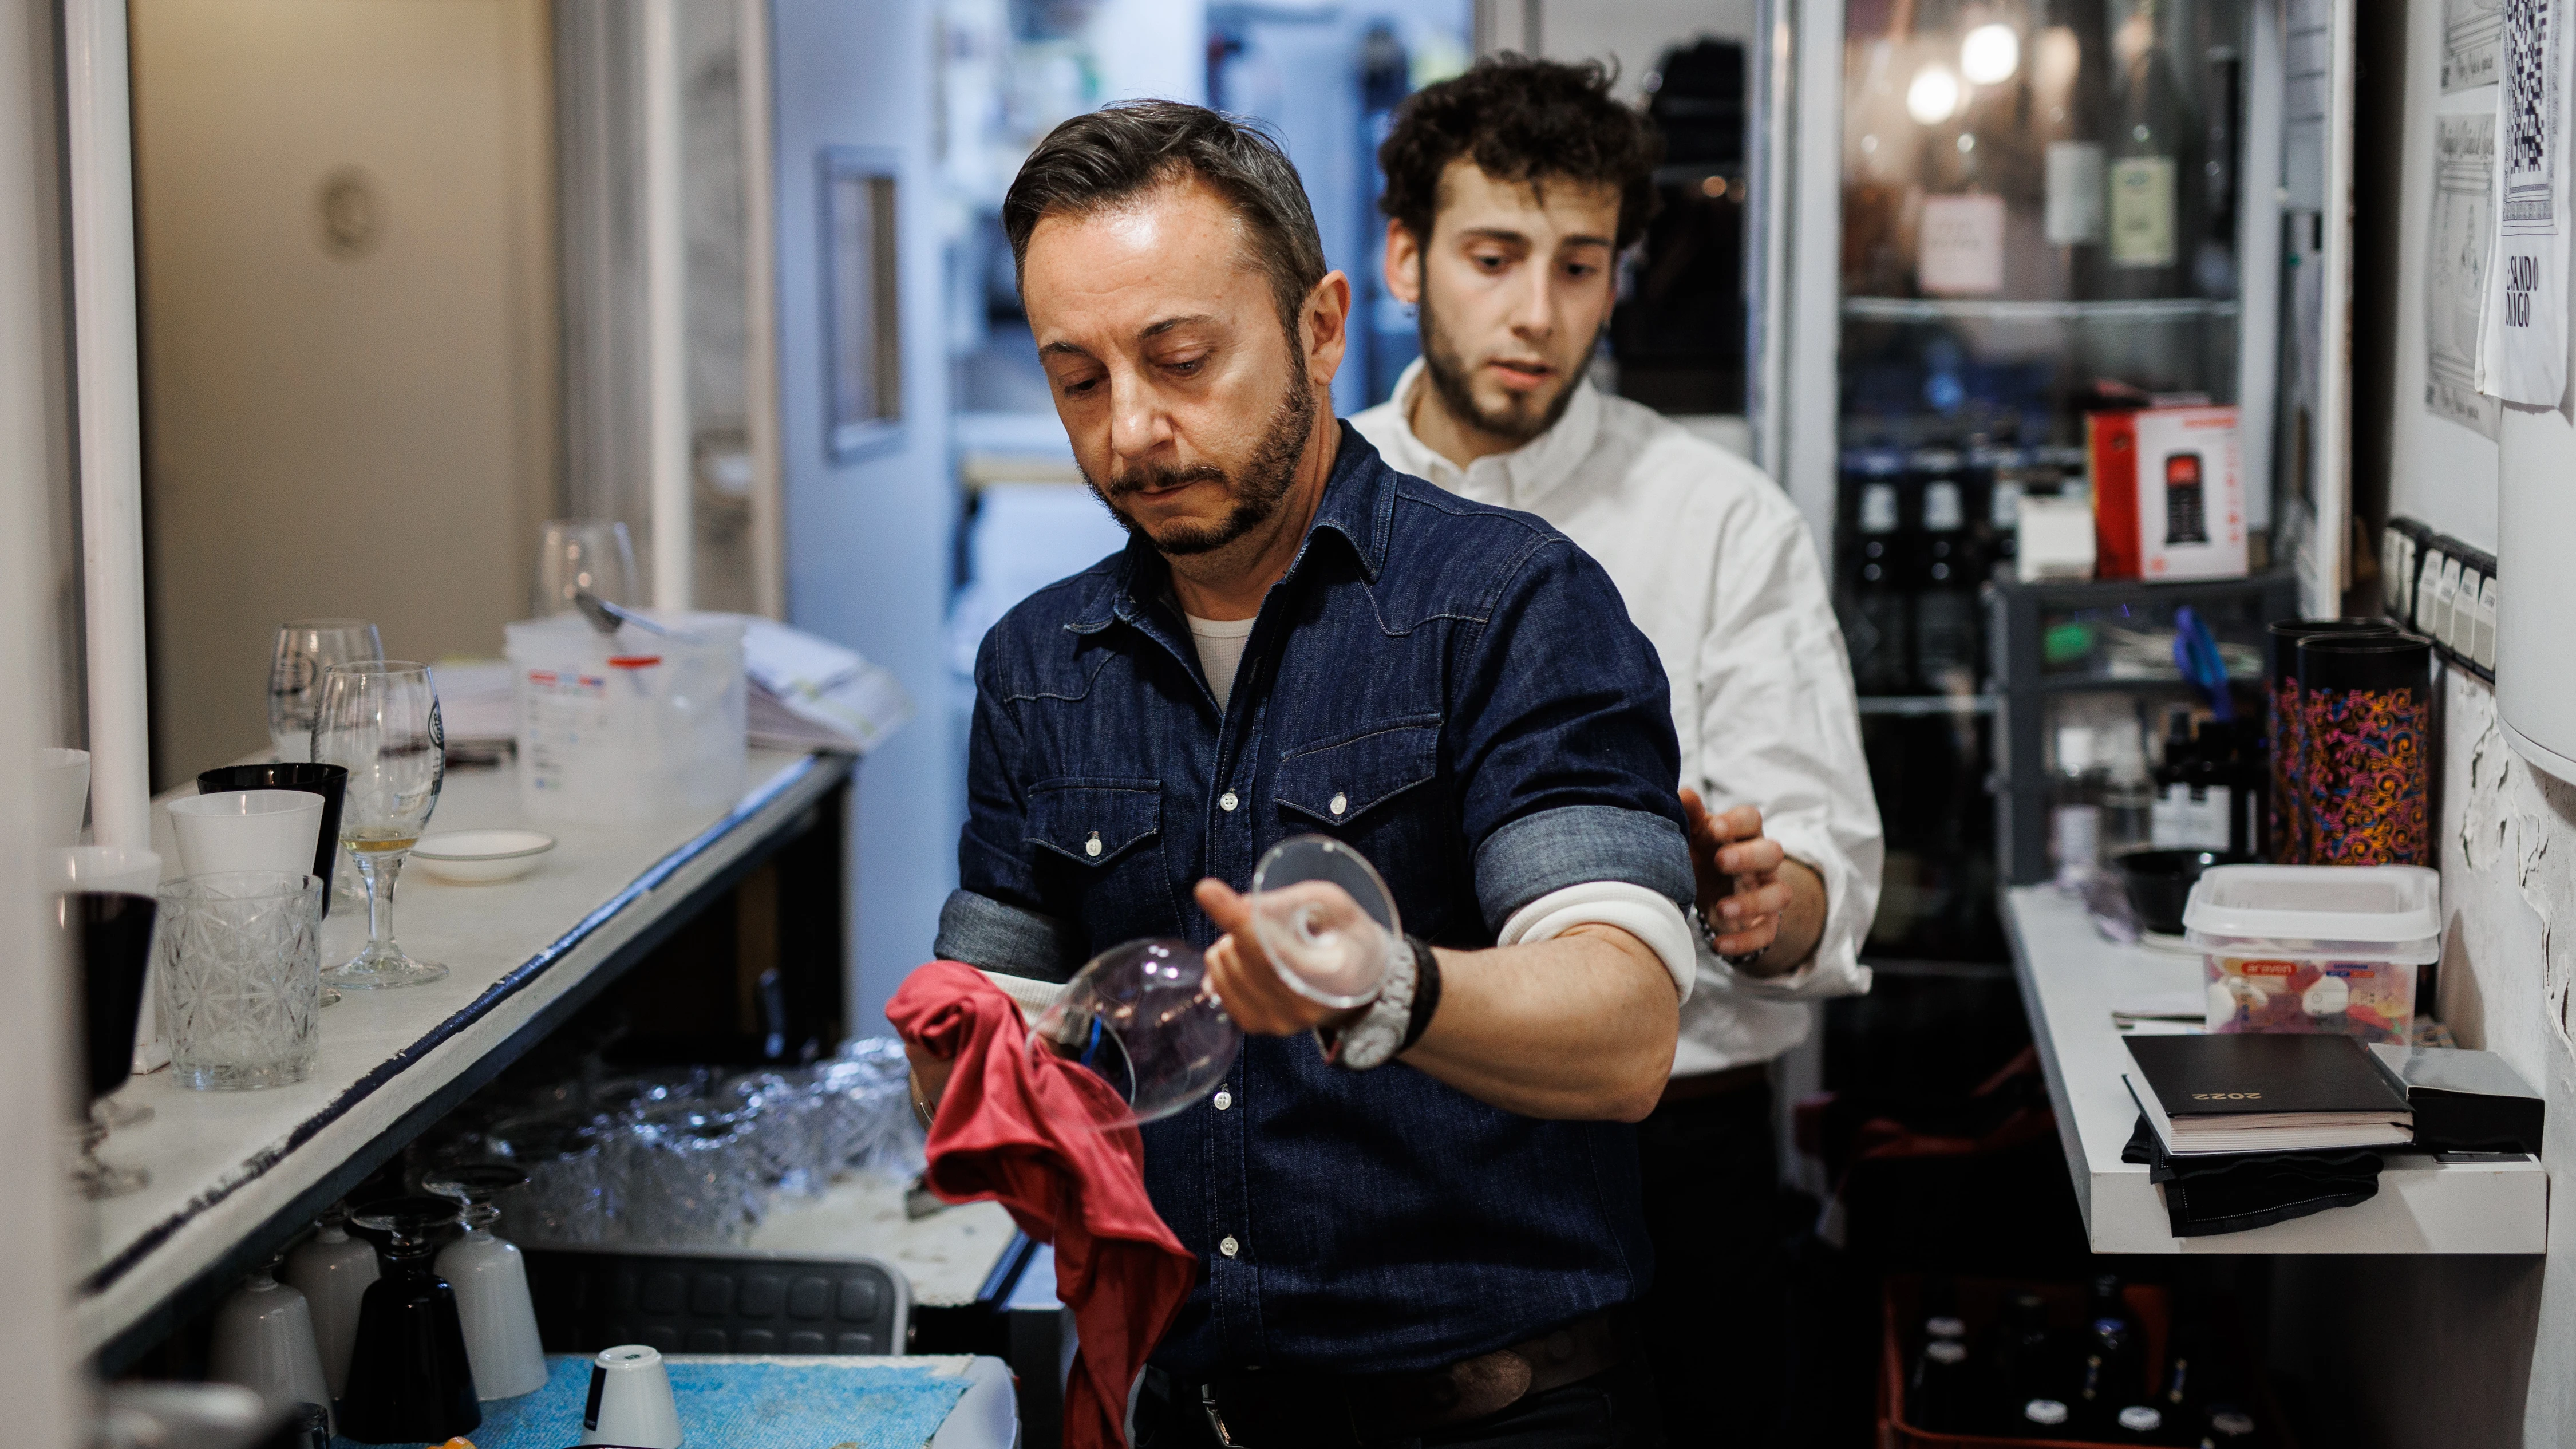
[1656,1061,1769,1107]
[1194,1310,1625,1447]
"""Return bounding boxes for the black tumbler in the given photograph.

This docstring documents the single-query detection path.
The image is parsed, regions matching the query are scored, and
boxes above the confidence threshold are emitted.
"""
[72,891,157,1101]
[2296,634,2433,867]
[2264,619,2397,862]
[338,1196,481,1444]
[197,763,347,917]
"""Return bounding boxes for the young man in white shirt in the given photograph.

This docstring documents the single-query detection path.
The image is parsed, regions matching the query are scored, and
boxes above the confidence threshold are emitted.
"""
[1352,56,1884,1444]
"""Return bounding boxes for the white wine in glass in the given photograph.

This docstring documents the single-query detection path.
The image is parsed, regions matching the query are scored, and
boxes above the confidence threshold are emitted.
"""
[313,662,447,989]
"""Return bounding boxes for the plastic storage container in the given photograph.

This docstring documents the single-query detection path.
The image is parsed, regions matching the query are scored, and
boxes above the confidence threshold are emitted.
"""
[2183,864,2439,1045]
[505,613,747,824]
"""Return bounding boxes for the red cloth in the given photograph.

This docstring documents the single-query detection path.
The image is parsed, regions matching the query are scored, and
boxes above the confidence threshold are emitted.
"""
[886,961,1197,1449]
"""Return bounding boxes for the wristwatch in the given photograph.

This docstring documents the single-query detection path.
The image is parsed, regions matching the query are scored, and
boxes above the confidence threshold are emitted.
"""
[1317,935,1436,1071]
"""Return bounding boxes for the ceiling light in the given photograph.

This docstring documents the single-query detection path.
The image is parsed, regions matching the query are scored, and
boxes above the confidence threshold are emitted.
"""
[1961,23,2021,85]
[1906,65,1963,125]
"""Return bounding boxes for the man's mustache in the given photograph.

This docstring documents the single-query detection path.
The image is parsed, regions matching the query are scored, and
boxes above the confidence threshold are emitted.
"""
[1105,464,1228,499]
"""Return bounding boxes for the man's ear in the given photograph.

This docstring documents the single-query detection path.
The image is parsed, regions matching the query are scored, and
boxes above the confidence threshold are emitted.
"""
[1383,216,1424,307]
[1302,270,1352,388]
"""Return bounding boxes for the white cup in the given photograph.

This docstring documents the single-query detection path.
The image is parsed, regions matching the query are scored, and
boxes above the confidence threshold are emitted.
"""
[169,791,325,880]
[580,1344,683,1447]
[52,844,163,895]
[206,1268,334,1435]
[38,747,89,847]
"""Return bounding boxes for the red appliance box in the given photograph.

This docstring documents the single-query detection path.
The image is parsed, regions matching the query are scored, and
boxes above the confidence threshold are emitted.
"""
[2087,406,2247,581]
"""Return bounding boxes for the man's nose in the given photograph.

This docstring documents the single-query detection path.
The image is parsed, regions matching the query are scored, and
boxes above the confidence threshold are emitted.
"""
[1105,367,1172,467]
[1508,262,1558,339]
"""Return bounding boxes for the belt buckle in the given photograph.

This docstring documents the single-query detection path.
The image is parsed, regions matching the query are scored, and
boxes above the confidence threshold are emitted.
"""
[1200,1384,1242,1448]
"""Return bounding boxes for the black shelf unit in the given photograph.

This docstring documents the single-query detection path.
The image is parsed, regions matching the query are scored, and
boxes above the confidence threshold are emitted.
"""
[1988,571,2300,885]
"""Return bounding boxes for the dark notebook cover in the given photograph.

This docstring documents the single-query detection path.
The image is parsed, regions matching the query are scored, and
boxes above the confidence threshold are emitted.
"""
[2126,1033,2413,1119]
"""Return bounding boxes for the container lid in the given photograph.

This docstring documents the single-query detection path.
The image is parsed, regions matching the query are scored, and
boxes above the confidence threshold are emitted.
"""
[2182,864,2440,943]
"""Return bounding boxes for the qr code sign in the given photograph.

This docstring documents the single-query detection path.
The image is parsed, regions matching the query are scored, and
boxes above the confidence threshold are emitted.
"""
[2503,0,2559,230]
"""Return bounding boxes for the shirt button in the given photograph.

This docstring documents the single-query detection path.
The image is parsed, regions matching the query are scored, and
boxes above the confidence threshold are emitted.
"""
[1219,791,1238,812]
[1084,831,1101,858]
[1329,791,1348,816]
[1219,1235,1239,1258]
[1212,1089,1232,1110]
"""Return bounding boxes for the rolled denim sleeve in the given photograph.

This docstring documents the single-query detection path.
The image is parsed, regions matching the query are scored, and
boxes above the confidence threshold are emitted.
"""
[939,635,1082,982]
[1452,535,1694,931]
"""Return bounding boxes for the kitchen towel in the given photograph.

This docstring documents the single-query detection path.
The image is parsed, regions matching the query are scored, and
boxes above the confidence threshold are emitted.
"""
[2121,1115,2384,1237]
[887,961,1197,1449]
[325,1355,969,1449]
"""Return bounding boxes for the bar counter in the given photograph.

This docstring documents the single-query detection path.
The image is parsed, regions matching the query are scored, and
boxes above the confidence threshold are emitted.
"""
[79,748,858,1368]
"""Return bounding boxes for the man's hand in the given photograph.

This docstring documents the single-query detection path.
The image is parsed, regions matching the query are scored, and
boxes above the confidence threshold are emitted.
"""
[1680,789,1826,977]
[1194,878,1362,1036]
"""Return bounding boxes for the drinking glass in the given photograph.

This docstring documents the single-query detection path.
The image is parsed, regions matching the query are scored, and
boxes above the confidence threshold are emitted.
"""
[268,619,382,763]
[533,518,639,618]
[55,846,164,1124]
[339,1197,482,1444]
[155,871,325,1091]
[312,662,447,989]
[1249,834,1401,1008]
[1028,939,1242,1128]
[63,888,157,1197]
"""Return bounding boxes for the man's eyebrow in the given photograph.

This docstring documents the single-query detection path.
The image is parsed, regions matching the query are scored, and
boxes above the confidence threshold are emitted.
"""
[1140,313,1218,339]
[1037,338,1094,359]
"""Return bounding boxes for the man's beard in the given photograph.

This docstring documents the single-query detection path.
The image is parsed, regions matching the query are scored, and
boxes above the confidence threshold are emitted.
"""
[1088,362,1317,558]
[1416,287,1590,447]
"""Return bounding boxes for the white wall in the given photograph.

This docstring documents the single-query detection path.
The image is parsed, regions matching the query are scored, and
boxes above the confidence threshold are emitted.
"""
[2313,3,2576,1445]
[769,0,963,1033]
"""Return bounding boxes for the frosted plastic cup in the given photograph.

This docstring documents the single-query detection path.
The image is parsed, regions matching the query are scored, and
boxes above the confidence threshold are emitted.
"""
[170,790,326,879]
[52,844,163,896]
[38,747,89,847]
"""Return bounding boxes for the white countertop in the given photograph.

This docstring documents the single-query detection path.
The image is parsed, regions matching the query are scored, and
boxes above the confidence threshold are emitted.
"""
[78,748,851,1356]
[2003,883,2549,1253]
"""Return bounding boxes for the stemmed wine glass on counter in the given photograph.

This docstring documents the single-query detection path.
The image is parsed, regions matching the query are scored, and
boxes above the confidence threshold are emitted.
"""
[267,619,382,763]
[311,661,447,990]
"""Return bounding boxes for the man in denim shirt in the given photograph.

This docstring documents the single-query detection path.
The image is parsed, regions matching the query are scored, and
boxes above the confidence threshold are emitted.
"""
[929,101,1713,1448]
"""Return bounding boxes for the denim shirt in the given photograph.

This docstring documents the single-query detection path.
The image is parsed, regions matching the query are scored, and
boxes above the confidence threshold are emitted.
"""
[935,423,1693,1377]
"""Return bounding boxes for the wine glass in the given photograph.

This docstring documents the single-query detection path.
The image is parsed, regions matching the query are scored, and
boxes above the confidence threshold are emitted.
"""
[532,519,639,618]
[1027,939,1242,1129]
[268,619,382,762]
[1248,834,1401,1008]
[312,662,447,989]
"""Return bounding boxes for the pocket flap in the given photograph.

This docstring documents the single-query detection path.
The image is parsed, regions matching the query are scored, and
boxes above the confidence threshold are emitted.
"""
[1275,721,1440,827]
[1026,780,1161,867]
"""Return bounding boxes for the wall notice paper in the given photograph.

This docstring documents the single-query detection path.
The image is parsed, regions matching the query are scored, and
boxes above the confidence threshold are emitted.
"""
[2430,113,2504,436]
[2478,0,2570,407]
[1918,192,2006,295]
[2449,0,2506,90]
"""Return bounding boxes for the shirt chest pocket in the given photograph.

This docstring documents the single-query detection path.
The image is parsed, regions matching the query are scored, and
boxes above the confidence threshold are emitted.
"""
[1026,778,1173,943]
[1273,721,1447,860]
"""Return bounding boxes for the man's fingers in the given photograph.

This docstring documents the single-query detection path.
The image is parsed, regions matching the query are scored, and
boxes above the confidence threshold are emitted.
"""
[1715,878,1793,921]
[1709,804,1764,842]
[1710,916,1782,957]
[1716,837,1787,876]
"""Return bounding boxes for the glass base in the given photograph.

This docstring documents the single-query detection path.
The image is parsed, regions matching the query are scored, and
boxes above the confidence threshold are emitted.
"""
[321,986,342,1008]
[73,1155,148,1199]
[98,1097,153,1129]
[174,1057,314,1091]
[326,947,448,990]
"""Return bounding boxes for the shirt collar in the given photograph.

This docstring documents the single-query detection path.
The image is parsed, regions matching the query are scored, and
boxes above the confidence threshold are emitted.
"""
[1385,357,1603,510]
[1069,420,1393,634]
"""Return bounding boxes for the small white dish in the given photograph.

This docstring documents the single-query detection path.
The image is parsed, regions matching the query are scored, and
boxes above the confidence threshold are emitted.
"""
[411,829,556,883]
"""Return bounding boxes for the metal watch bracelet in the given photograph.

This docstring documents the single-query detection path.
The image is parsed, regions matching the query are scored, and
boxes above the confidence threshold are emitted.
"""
[1695,905,1765,972]
[1317,934,1419,1072]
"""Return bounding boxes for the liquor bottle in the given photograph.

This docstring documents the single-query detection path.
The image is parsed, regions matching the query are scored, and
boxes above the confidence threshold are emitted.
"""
[2052,727,2104,889]
[1850,450,1914,694]
[1914,449,1979,692]
[2199,43,2243,298]
[2076,1313,2142,1434]
[2105,0,2202,298]
[1992,1292,2059,1432]
[1911,1338,1973,1432]
[2021,1397,2073,1436]
[2114,1403,2168,1442]
[2037,0,2112,298]
[2100,721,2156,859]
[2158,1315,2206,1439]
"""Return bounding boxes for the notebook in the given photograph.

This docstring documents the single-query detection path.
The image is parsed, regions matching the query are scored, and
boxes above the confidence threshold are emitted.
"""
[2123,1033,2413,1155]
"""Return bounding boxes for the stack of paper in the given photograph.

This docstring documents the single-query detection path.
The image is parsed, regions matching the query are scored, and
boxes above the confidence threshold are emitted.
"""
[737,616,912,755]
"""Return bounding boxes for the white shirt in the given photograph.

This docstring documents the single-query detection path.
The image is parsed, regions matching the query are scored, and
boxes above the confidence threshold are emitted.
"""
[1355,361,1884,1075]
[1184,612,1257,709]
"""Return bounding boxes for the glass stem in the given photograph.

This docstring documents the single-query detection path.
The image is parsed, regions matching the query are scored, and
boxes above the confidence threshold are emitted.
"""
[357,851,405,952]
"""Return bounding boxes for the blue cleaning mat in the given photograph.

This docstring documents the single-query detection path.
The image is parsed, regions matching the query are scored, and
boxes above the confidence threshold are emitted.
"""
[332,1354,970,1449]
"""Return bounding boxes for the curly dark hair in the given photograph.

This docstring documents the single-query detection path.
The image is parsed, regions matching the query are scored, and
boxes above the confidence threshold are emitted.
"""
[1378,53,1662,252]
[1004,100,1327,344]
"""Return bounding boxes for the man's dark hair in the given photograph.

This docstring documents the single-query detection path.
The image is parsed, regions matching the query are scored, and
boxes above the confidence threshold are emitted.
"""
[1003,100,1329,343]
[1377,54,1661,252]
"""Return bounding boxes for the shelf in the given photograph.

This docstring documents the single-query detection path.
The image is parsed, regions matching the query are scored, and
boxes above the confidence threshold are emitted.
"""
[81,748,854,1368]
[2032,672,2255,695]
[1842,296,2242,325]
[2003,885,2547,1254]
[1857,693,1999,716]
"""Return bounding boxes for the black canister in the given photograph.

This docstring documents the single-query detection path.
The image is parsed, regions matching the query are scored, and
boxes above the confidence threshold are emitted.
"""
[338,1196,481,1444]
[2265,619,2398,862]
[2296,634,2433,866]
